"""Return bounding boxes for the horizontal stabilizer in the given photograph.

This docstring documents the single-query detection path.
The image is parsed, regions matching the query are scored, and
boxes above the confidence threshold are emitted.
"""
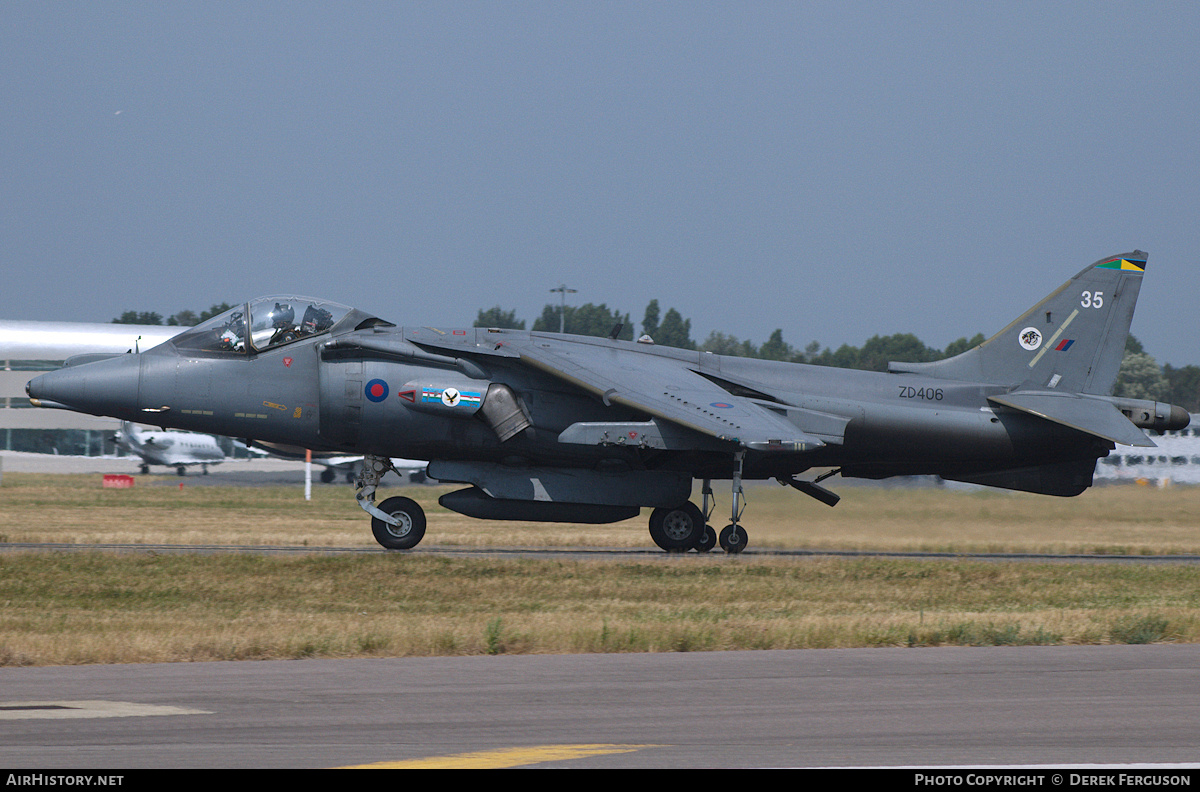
[988,391,1155,447]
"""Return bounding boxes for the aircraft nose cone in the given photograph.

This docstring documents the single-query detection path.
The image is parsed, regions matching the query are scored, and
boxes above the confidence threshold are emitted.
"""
[27,354,143,419]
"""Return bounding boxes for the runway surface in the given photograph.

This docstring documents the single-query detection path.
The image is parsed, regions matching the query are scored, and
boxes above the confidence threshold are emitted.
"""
[1,645,1198,769]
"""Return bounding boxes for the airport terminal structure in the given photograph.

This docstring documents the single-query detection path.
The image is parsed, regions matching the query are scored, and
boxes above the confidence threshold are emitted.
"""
[0,320,180,455]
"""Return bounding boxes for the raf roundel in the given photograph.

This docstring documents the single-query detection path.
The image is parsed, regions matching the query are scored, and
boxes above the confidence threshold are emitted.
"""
[365,379,390,403]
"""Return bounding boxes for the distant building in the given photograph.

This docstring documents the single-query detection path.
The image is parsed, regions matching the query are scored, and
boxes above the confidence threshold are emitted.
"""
[0,320,178,453]
[1094,414,1200,486]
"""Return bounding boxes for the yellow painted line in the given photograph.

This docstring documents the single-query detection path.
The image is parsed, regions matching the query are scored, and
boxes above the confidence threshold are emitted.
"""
[341,743,658,769]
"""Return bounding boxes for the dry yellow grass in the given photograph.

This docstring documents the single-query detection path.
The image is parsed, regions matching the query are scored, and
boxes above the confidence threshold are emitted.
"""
[2,474,1198,666]
[1,473,1198,555]
[1,553,1197,666]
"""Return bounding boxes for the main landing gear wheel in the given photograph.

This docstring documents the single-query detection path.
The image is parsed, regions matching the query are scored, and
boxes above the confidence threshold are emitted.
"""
[718,524,748,554]
[370,496,427,550]
[648,502,706,552]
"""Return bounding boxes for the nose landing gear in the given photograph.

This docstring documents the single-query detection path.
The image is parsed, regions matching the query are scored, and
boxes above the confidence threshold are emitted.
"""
[357,454,428,550]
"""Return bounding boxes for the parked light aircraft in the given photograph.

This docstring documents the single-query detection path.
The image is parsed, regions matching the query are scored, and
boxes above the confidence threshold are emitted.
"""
[27,251,1189,552]
[115,421,225,475]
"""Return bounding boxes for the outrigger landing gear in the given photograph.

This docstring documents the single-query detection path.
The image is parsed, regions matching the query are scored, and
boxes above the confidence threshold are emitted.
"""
[696,480,717,552]
[718,451,749,554]
[647,454,751,554]
[357,454,428,550]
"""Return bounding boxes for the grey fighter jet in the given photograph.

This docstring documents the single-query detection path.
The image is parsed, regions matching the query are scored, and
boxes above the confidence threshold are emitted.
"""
[27,252,1189,553]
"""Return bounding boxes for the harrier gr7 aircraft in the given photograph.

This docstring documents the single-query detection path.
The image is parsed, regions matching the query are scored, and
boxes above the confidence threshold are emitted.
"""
[115,421,225,475]
[27,252,1189,552]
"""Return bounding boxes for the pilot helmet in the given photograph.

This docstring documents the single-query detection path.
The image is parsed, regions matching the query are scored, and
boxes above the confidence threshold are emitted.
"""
[271,302,295,329]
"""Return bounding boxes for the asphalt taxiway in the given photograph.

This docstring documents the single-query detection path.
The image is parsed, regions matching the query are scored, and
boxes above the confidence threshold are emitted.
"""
[2,645,1199,769]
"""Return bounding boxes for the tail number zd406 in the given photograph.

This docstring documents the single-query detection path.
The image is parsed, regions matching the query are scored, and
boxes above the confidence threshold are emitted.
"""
[898,386,944,401]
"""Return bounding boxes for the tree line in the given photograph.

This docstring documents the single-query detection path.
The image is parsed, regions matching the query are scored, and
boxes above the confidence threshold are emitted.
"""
[474,301,1200,412]
[112,300,1200,412]
[111,304,237,327]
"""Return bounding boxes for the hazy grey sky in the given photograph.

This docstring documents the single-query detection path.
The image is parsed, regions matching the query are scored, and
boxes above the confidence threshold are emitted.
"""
[4,2,1199,364]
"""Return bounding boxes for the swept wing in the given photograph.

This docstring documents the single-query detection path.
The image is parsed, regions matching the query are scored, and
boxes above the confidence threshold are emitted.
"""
[419,331,826,453]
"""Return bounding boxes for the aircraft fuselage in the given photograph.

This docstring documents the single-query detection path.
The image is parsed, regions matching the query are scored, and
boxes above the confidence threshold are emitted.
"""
[32,325,1114,486]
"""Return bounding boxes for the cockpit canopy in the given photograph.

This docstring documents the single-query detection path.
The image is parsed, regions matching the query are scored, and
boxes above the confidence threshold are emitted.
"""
[171,296,353,355]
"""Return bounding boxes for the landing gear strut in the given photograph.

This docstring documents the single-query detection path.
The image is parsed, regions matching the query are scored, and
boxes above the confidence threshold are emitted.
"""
[718,451,749,554]
[357,454,428,550]
[696,480,717,552]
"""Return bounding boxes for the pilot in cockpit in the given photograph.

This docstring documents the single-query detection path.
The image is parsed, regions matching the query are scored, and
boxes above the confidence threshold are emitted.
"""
[267,303,297,346]
[170,297,353,355]
[271,302,295,328]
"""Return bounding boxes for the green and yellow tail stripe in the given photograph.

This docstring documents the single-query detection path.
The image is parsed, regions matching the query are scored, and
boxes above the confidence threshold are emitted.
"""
[1095,257,1146,272]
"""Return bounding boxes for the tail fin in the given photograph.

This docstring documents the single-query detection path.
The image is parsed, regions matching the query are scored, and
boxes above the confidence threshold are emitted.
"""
[890,251,1146,395]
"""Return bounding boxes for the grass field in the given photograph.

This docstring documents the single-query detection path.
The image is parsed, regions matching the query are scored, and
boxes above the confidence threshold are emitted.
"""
[1,473,1198,665]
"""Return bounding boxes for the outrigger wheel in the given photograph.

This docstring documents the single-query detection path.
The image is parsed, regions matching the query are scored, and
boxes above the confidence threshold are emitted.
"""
[648,502,706,552]
[718,523,748,554]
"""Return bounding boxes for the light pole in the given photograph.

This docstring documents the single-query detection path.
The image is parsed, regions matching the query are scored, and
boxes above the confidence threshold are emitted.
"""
[549,284,577,333]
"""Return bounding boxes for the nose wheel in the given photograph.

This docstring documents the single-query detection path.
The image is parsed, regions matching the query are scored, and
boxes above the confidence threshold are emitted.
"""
[357,454,429,550]
[370,495,427,550]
